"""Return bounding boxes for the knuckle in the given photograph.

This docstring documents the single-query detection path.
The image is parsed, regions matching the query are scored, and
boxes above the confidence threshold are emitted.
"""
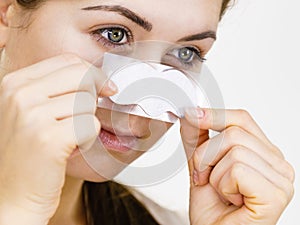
[209,170,219,189]
[30,106,53,124]
[237,109,252,120]
[237,109,256,126]
[10,88,28,110]
[270,144,285,158]
[0,75,14,93]
[285,181,295,202]
[284,161,295,183]
[18,106,51,128]
[229,145,246,162]
[20,110,37,127]
[274,188,290,209]
[275,157,295,183]
[36,131,68,160]
[289,183,295,201]
[225,126,244,140]
[230,162,246,179]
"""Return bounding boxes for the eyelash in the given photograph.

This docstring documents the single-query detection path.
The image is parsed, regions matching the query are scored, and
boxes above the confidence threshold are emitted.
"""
[91,25,133,49]
[164,46,206,71]
[186,47,206,63]
[169,47,206,65]
[90,26,207,69]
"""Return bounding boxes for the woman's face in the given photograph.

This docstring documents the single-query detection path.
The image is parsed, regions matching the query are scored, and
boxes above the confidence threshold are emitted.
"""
[1,0,222,182]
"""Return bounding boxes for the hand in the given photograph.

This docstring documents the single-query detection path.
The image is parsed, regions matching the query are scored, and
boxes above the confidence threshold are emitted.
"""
[0,54,117,224]
[181,108,295,225]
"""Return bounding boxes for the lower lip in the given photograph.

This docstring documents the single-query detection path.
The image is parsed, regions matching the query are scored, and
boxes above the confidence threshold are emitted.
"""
[99,129,137,153]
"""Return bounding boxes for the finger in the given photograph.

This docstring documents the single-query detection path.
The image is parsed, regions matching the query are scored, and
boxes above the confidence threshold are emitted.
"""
[209,146,294,206]
[180,117,208,160]
[193,126,292,185]
[32,92,97,120]
[218,163,293,224]
[10,63,117,108]
[189,184,230,225]
[40,63,117,98]
[2,54,83,89]
[185,108,274,149]
[56,114,101,155]
[181,116,210,186]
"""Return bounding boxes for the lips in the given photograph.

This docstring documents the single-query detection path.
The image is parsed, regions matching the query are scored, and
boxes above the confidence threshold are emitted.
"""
[99,128,138,153]
[101,124,138,137]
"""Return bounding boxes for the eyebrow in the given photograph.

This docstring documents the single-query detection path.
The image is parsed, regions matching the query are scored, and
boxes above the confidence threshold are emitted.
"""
[81,5,153,32]
[178,31,217,42]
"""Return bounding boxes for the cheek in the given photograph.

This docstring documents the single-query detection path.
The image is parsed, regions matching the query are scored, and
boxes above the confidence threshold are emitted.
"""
[4,8,104,73]
[4,13,72,71]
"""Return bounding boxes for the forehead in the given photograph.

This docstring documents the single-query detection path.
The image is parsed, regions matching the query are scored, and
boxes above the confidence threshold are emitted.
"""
[77,0,222,34]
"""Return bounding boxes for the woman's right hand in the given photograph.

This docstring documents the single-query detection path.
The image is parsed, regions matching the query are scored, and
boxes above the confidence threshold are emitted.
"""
[0,54,117,224]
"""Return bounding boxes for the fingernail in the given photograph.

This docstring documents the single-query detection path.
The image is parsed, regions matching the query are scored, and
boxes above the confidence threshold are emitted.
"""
[107,80,118,93]
[197,166,212,186]
[193,170,200,186]
[185,107,205,119]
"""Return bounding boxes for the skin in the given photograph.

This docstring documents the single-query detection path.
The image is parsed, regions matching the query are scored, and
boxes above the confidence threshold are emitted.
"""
[0,0,295,225]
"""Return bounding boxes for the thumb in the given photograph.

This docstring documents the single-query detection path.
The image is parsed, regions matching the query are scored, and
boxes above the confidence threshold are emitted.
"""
[180,108,209,159]
[180,108,209,186]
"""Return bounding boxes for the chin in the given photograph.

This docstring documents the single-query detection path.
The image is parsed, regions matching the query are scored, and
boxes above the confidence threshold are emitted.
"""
[66,153,109,183]
[65,147,143,183]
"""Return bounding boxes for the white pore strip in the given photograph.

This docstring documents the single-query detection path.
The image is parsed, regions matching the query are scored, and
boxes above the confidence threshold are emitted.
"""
[98,53,203,123]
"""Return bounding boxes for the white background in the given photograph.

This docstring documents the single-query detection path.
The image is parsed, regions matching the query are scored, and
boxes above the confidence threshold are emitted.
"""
[117,0,300,224]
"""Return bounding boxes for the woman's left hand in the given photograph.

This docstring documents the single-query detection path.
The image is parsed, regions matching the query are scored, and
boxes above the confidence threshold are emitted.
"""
[180,108,295,225]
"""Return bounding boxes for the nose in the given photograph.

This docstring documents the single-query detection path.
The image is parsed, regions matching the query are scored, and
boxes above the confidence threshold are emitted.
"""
[97,108,172,139]
[128,113,173,139]
[125,40,173,63]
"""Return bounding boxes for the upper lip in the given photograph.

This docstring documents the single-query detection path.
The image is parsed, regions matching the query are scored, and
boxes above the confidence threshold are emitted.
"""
[101,124,142,138]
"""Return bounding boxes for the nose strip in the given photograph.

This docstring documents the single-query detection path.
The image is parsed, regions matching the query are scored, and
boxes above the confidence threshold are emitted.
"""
[98,53,201,123]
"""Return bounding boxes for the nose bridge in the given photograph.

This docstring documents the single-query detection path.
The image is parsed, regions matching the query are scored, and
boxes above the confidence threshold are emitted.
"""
[127,41,172,63]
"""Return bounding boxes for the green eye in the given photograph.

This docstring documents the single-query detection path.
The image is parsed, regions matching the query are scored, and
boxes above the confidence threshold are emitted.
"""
[101,28,128,44]
[178,47,194,62]
[108,28,125,42]
[165,46,206,70]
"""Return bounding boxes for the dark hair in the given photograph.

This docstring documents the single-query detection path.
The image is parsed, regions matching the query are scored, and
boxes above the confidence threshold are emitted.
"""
[82,181,159,225]
[15,0,232,224]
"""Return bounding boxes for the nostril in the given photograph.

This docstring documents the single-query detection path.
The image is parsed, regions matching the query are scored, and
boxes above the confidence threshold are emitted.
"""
[136,129,151,139]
